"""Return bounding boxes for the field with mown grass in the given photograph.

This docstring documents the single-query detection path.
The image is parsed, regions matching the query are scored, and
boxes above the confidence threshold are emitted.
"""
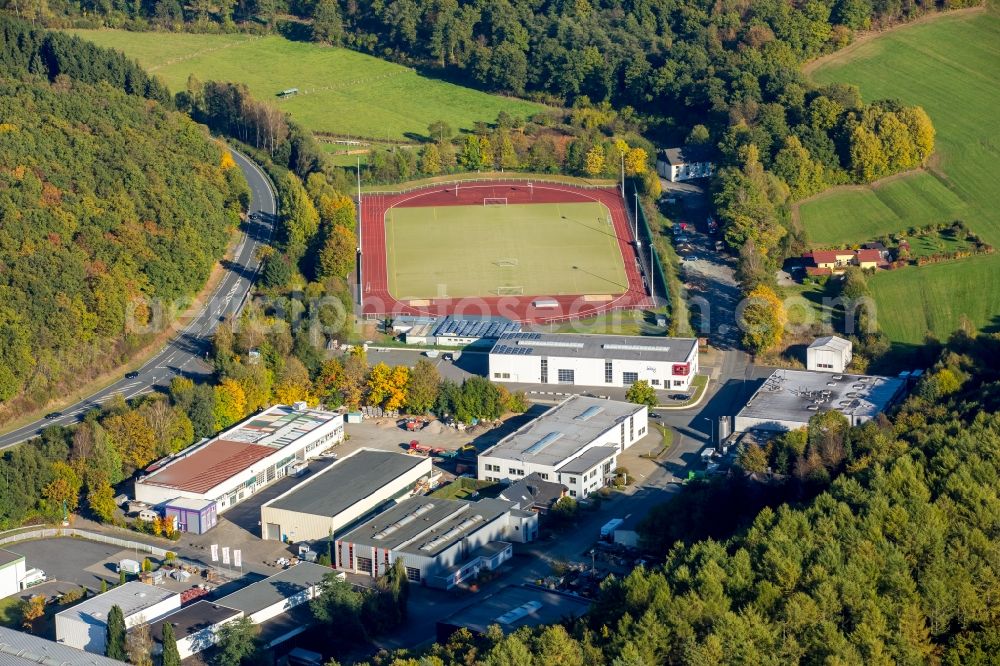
[67,30,546,140]
[804,7,1000,344]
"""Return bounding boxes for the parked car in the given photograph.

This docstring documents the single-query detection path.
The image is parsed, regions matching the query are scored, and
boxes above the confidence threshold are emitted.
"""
[683,255,699,262]
[44,412,62,420]
[125,371,140,379]
[649,412,662,420]
[670,393,691,401]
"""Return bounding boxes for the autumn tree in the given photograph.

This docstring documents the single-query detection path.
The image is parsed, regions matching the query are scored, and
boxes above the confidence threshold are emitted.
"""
[279,171,320,262]
[495,129,518,169]
[737,442,770,473]
[317,225,356,280]
[739,284,787,354]
[126,622,153,666]
[625,380,658,408]
[624,147,648,175]
[584,145,606,176]
[339,347,368,409]
[899,105,935,164]
[213,378,247,431]
[86,472,118,524]
[42,460,83,515]
[103,411,156,471]
[773,135,825,199]
[419,142,442,175]
[20,595,45,631]
[849,124,888,182]
[461,134,483,170]
[405,359,441,414]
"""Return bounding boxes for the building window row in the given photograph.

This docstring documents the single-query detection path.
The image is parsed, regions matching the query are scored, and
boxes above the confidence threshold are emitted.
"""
[622,371,638,386]
[484,463,500,472]
[508,467,525,476]
[557,368,574,384]
[357,556,373,574]
[493,372,511,379]
[816,363,834,369]
[604,361,613,383]
[540,358,548,383]
[405,566,421,583]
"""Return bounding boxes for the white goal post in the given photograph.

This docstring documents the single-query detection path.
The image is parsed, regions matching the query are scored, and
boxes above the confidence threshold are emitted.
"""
[496,286,523,296]
[483,197,508,206]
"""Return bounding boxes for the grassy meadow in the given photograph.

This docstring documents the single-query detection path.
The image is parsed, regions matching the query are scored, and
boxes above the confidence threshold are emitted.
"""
[67,30,545,141]
[804,7,1000,344]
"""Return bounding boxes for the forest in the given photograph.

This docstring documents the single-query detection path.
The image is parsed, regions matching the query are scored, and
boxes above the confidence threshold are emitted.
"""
[0,52,248,416]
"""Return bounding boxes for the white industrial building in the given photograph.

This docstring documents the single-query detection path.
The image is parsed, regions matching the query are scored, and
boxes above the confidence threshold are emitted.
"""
[734,369,906,432]
[260,450,433,542]
[214,562,329,625]
[0,549,26,599]
[478,395,648,498]
[488,332,699,392]
[0,626,128,666]
[335,496,535,589]
[134,404,344,514]
[149,601,242,660]
[55,582,180,654]
[807,336,853,373]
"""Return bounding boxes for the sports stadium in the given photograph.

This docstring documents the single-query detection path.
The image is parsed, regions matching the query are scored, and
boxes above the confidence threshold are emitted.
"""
[359,180,653,323]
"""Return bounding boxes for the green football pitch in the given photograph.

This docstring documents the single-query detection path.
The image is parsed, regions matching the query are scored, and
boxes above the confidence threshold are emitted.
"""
[385,202,628,299]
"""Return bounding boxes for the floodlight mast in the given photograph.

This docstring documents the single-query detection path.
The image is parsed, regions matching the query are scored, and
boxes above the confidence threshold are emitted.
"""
[357,157,363,309]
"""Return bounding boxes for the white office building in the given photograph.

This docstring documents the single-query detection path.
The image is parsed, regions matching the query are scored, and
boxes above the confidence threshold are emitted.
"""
[807,336,853,373]
[478,395,648,498]
[656,147,715,182]
[134,404,344,514]
[56,582,180,654]
[488,333,699,392]
[149,602,242,660]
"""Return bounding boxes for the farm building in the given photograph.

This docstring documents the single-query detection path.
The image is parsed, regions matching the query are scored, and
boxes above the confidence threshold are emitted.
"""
[214,562,329,625]
[55,582,180,654]
[134,404,344,514]
[164,497,217,534]
[656,146,715,182]
[488,332,699,392]
[0,627,128,666]
[436,585,591,642]
[335,496,535,589]
[734,369,906,432]
[0,549,25,599]
[148,601,242,659]
[478,395,648,498]
[259,450,433,542]
[807,336,853,373]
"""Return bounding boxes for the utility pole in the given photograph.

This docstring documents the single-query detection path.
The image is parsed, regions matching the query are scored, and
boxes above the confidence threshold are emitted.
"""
[633,192,641,248]
[620,152,624,199]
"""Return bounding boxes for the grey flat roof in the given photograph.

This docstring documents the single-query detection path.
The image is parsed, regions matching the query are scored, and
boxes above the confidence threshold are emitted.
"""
[0,550,23,568]
[265,450,429,518]
[490,332,697,363]
[737,369,905,426]
[215,563,330,615]
[439,585,591,635]
[481,396,642,468]
[340,496,513,558]
[660,146,711,165]
[55,582,177,625]
[498,473,566,509]
[0,627,128,666]
[556,446,618,475]
[148,601,241,643]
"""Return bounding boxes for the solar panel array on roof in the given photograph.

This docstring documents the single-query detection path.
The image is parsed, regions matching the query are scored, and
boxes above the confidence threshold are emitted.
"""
[493,344,532,355]
[433,316,519,339]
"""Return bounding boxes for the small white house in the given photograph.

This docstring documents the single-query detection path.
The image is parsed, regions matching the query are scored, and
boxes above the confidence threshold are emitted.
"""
[0,549,26,599]
[656,147,715,182]
[807,336,852,373]
[149,601,243,659]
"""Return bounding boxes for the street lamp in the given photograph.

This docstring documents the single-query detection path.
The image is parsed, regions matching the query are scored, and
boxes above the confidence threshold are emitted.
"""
[633,192,641,248]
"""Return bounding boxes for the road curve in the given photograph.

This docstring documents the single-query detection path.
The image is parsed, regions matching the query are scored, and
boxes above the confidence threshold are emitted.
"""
[0,148,277,451]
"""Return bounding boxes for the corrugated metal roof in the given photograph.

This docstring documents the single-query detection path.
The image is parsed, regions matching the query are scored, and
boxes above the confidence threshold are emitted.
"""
[0,628,127,666]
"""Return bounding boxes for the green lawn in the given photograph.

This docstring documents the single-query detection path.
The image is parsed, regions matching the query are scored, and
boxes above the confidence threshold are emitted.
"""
[870,254,1000,344]
[800,172,969,247]
[385,202,627,299]
[67,30,545,140]
[804,7,1000,343]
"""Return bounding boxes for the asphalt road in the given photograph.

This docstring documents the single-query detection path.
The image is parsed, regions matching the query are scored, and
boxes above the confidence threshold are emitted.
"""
[0,148,276,450]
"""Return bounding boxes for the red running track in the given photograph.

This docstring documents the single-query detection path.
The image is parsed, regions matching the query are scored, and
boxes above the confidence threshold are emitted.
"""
[359,180,652,323]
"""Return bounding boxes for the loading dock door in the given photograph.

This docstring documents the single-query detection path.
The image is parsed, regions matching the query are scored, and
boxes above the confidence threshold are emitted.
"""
[266,523,281,541]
